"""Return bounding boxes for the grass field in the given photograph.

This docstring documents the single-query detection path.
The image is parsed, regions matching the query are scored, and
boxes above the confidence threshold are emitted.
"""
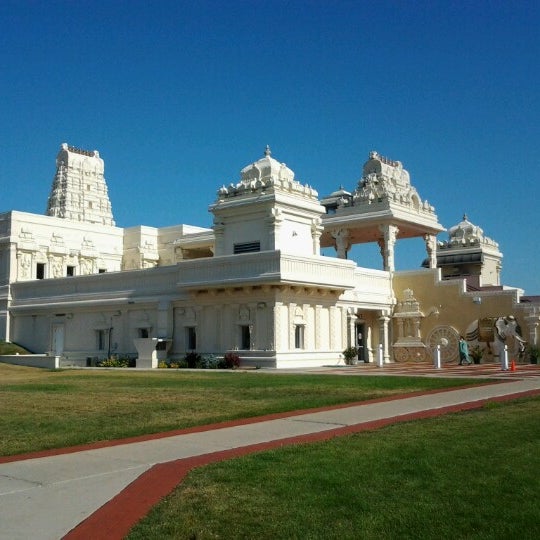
[0,363,484,457]
[128,396,540,540]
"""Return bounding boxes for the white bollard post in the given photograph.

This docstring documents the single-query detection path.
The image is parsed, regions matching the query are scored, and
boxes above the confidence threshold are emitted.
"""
[501,344,509,371]
[378,343,384,367]
[434,344,441,369]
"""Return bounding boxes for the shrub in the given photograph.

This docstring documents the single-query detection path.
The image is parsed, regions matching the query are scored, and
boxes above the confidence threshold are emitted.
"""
[198,354,221,369]
[528,344,540,364]
[223,352,240,369]
[469,346,483,364]
[185,351,202,368]
[342,346,358,365]
[98,356,132,368]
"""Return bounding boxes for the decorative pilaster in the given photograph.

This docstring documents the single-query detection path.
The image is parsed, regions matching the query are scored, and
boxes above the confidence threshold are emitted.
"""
[311,218,323,255]
[288,303,296,350]
[273,302,283,351]
[329,306,338,349]
[341,307,348,350]
[212,220,225,256]
[315,305,322,349]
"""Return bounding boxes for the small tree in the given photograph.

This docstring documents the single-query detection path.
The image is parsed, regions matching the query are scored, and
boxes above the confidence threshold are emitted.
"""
[342,346,358,365]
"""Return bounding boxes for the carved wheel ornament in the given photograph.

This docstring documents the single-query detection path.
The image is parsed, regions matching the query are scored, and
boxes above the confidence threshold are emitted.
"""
[426,326,460,364]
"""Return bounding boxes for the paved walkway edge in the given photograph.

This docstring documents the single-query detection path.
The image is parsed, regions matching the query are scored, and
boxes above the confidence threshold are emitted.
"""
[63,387,540,540]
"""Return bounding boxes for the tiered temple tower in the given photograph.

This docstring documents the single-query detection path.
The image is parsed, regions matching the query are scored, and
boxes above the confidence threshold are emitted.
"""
[46,143,115,226]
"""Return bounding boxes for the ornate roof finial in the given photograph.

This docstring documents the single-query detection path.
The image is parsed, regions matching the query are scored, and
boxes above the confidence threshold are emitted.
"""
[264,145,272,157]
[463,213,468,221]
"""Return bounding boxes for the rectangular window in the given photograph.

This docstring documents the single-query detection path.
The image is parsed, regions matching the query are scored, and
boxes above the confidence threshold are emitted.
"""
[240,325,251,350]
[138,328,149,339]
[233,241,260,254]
[66,266,75,277]
[98,268,106,273]
[294,325,305,349]
[36,263,45,279]
[97,330,106,350]
[186,327,197,350]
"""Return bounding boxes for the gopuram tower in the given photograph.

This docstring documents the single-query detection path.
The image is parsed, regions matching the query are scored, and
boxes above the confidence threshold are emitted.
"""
[46,143,115,226]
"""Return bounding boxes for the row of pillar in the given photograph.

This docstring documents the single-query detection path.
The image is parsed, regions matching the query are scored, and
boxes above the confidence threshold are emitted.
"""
[332,225,438,271]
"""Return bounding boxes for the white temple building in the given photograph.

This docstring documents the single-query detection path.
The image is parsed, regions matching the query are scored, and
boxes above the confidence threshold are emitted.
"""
[0,143,538,368]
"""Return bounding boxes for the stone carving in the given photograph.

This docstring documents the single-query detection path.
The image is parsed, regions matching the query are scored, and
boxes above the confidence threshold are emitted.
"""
[18,252,31,279]
[51,256,64,278]
[466,315,526,361]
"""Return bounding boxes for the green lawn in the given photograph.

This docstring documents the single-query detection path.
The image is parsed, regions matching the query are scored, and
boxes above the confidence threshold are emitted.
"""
[0,363,484,456]
[128,396,540,540]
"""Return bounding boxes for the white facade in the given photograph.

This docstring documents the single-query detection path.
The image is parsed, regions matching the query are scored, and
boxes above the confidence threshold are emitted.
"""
[2,144,539,368]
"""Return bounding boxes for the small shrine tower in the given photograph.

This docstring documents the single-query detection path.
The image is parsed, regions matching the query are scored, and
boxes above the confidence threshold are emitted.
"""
[46,143,115,226]
[210,146,324,257]
[433,214,502,287]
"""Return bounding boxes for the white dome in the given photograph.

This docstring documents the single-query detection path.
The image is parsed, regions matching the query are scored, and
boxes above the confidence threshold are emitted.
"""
[240,146,295,183]
[448,214,484,242]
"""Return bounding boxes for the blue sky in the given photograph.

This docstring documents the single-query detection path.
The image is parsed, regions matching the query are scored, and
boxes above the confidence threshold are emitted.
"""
[1,1,539,293]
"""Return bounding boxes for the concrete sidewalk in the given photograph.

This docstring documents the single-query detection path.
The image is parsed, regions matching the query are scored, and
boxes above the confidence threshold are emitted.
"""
[1,376,539,540]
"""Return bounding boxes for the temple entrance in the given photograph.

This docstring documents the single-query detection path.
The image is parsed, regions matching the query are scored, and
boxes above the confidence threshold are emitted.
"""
[356,323,367,363]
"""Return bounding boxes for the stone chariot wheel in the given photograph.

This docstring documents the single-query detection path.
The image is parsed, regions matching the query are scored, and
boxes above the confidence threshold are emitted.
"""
[426,326,460,364]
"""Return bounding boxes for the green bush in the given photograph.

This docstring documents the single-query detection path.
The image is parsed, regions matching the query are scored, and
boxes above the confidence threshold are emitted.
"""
[185,352,202,368]
[342,346,358,365]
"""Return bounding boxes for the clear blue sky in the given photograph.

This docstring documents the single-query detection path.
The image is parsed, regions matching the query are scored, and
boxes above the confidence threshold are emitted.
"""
[1,1,539,293]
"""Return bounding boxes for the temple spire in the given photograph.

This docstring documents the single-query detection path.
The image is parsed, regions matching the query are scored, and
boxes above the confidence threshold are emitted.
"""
[46,143,115,226]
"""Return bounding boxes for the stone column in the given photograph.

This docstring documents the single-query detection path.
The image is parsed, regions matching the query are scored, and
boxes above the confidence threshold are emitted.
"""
[379,314,391,363]
[424,234,437,269]
[378,224,399,271]
[347,309,356,348]
[248,302,258,349]
[332,229,350,259]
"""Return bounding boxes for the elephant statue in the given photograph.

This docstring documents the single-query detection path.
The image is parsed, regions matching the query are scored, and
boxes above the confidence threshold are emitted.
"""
[465,315,526,362]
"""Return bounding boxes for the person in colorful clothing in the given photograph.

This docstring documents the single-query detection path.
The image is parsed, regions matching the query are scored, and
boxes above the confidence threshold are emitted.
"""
[458,336,471,365]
